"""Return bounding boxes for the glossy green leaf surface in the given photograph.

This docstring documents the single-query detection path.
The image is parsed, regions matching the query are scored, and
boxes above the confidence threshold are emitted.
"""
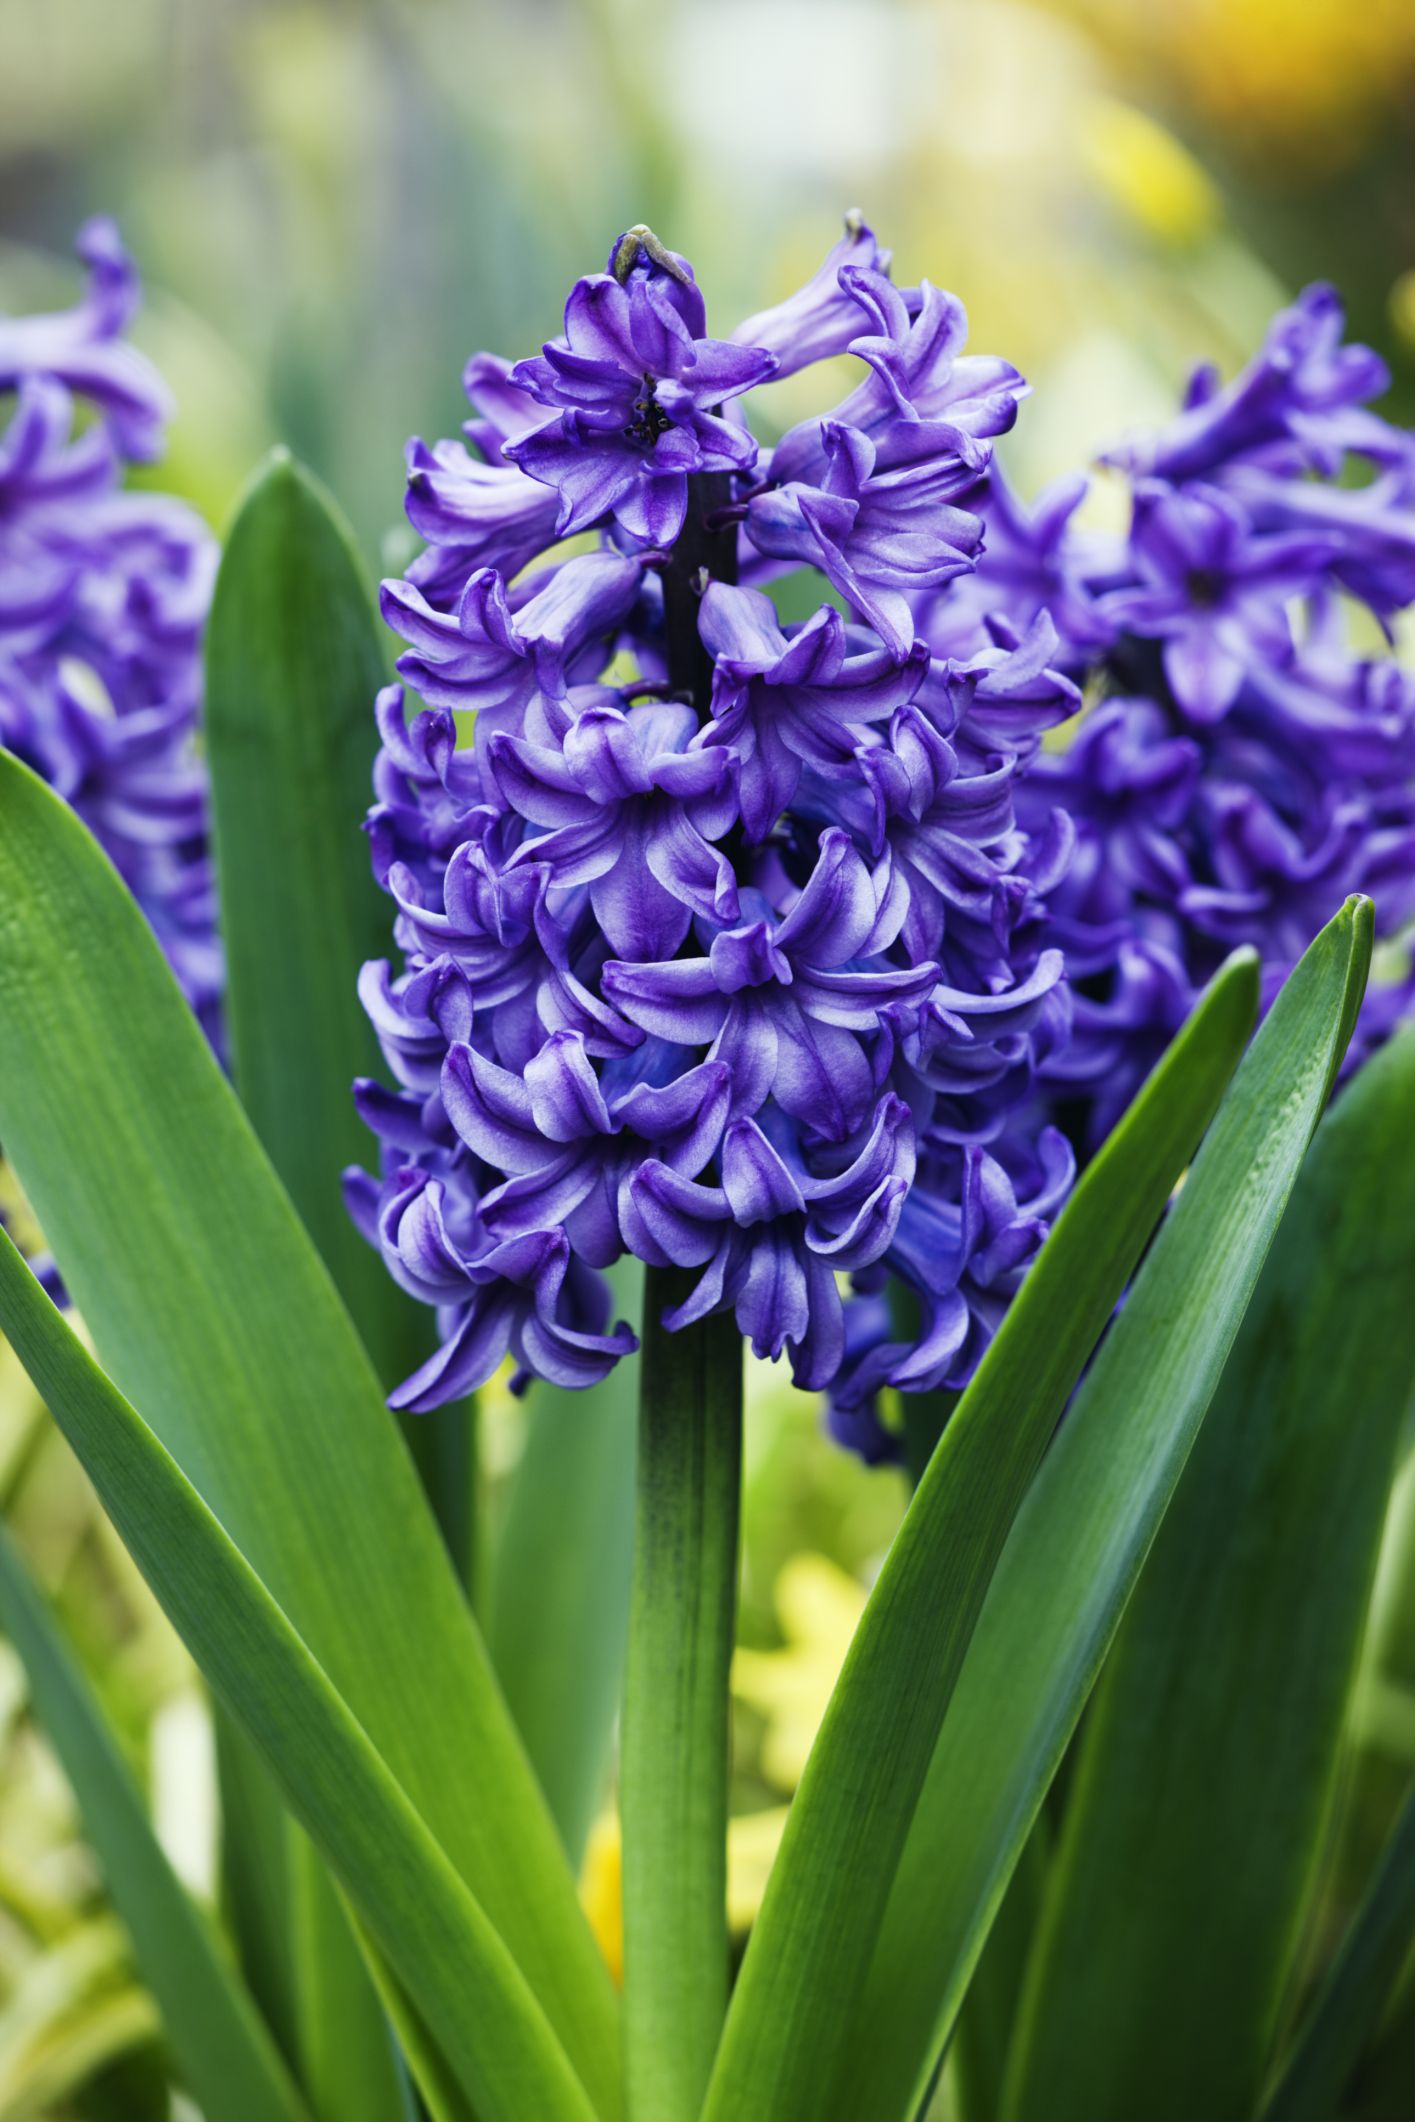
[831,897,1374,2122]
[1004,1015,1415,2122]
[700,945,1265,2122]
[206,446,431,2122]
[206,447,426,1397]
[0,751,620,2116]
[0,1230,597,2122]
[0,1520,311,2122]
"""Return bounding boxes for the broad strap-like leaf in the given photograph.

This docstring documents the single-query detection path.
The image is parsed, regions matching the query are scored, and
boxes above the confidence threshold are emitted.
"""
[1002,1017,1415,2122]
[206,446,433,2122]
[828,897,1375,2122]
[1261,1778,1415,2122]
[698,944,1265,2122]
[205,447,429,1405]
[0,750,620,2115]
[0,1230,597,2122]
[0,1520,312,2122]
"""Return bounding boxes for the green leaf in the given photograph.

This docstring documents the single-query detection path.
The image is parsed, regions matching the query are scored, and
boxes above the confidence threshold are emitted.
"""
[0,1520,311,2122]
[290,1857,405,2122]
[205,448,427,1400]
[490,1257,641,1869]
[951,1819,1051,2122]
[830,897,1375,2122]
[699,944,1265,2122]
[205,446,440,2122]
[355,1941,479,2122]
[1262,1779,1415,2122]
[0,1229,597,2122]
[0,751,620,2115]
[1002,1017,1415,2122]
[212,1711,299,2071]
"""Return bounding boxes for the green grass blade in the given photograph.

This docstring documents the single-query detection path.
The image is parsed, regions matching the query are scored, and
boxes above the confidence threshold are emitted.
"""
[830,897,1376,2122]
[1002,1016,1415,2122]
[0,750,620,2115]
[490,1259,642,1869]
[699,943,1266,2122]
[205,446,439,2122]
[1262,1780,1415,2122]
[0,1520,311,2122]
[0,1231,597,2122]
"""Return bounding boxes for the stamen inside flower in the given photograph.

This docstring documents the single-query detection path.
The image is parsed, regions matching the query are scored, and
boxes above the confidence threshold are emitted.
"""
[1184,565,1224,607]
[624,374,672,447]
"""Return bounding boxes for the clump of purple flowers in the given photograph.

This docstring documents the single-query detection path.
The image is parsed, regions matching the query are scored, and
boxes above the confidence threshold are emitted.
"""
[349,219,1078,1418]
[0,221,221,1035]
[980,286,1415,1151]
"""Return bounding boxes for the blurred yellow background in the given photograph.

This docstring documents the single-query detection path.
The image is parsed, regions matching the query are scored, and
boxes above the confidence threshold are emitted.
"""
[2,0,1411,552]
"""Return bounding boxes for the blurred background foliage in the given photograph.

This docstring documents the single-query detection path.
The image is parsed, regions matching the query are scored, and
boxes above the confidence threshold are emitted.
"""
[0,1,1412,2112]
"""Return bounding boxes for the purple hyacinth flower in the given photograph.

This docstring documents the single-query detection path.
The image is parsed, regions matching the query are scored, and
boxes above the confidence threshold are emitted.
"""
[1113,283,1394,486]
[624,1094,915,1389]
[490,696,740,959]
[1101,480,1338,722]
[827,269,1026,442]
[0,219,172,461]
[699,582,929,841]
[354,220,1077,1428]
[0,224,221,1037]
[444,1029,731,1265]
[747,418,988,659]
[603,829,937,1142]
[730,213,892,378]
[365,1169,636,1407]
[1018,282,1415,1151]
[381,549,642,752]
[917,468,1114,663]
[504,232,778,544]
[829,1125,1074,1424]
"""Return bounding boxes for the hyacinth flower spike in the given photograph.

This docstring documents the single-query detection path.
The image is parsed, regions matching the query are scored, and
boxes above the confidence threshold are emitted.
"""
[345,213,1081,2112]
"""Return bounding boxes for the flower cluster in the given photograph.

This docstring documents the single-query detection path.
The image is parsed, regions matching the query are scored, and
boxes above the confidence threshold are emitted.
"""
[955,285,1415,1153]
[349,220,1078,1419]
[0,221,221,1036]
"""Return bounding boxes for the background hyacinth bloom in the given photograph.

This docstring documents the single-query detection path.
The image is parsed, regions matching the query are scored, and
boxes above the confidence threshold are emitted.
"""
[0,221,221,1037]
[350,220,1076,1424]
[984,283,1415,1150]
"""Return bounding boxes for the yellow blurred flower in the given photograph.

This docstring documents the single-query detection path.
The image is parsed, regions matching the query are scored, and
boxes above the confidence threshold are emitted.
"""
[1056,0,1415,165]
[1080,98,1221,248]
[733,1552,867,1790]
[580,1812,623,1986]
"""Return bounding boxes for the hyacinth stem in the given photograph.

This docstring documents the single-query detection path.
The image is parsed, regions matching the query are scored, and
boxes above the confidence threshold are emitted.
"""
[621,1265,743,2121]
